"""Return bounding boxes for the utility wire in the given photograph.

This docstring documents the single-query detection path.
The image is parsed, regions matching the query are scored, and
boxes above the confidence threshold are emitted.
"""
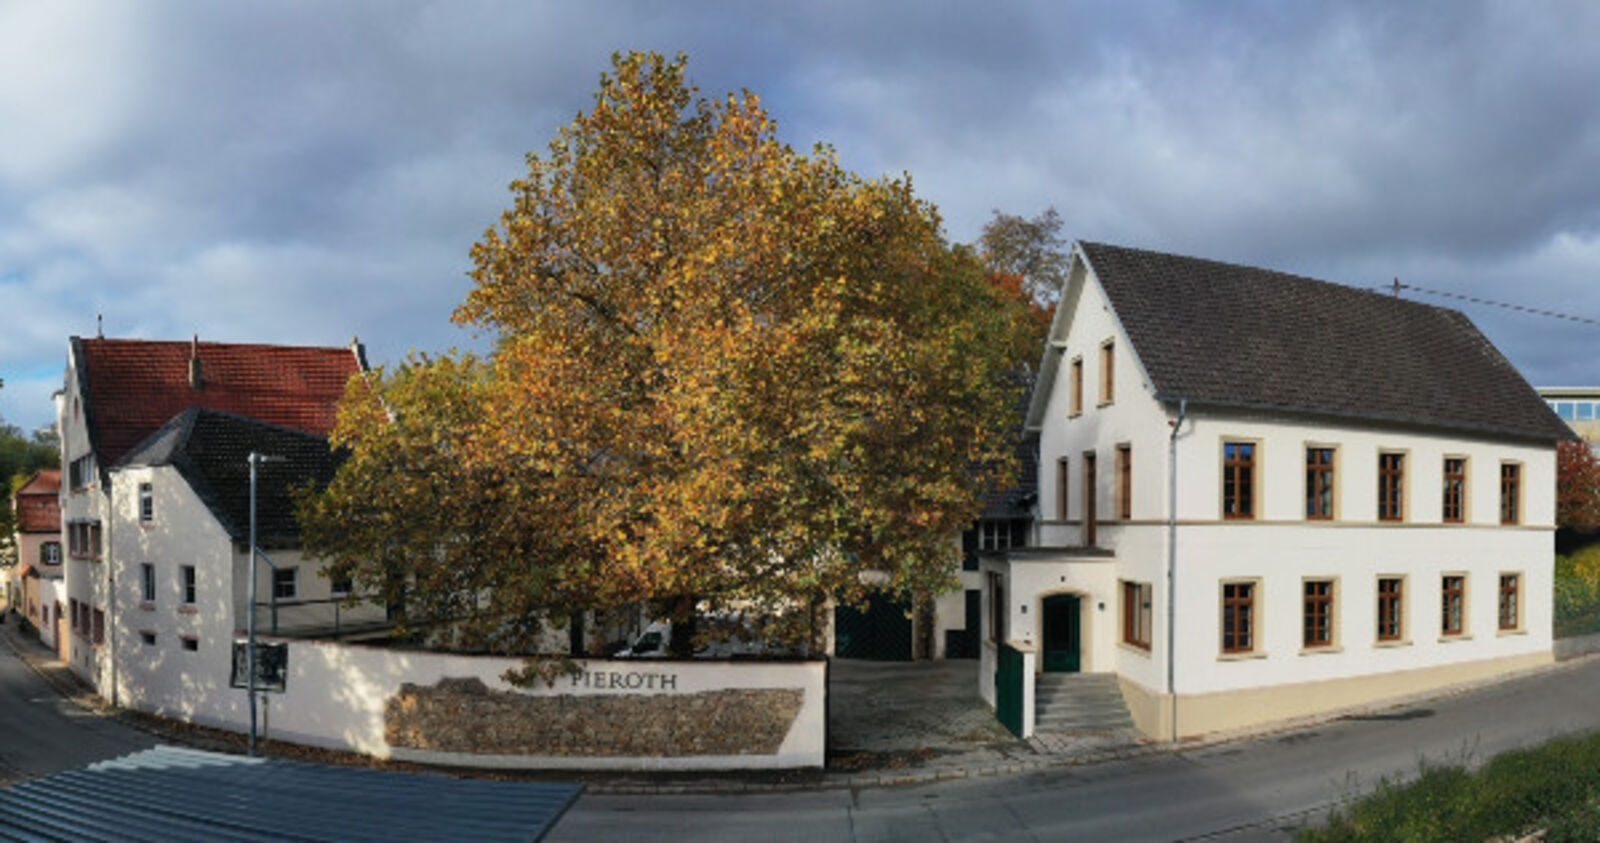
[1379,280,1600,328]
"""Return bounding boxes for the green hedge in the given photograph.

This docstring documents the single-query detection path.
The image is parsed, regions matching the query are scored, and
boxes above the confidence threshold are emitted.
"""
[1304,731,1600,841]
[1556,553,1600,639]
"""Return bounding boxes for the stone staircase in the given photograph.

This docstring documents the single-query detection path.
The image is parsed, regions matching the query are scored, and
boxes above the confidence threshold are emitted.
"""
[1034,672,1136,733]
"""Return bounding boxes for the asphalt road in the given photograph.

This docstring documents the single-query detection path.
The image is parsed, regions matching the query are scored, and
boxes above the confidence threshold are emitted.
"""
[0,630,155,783]
[553,655,1600,841]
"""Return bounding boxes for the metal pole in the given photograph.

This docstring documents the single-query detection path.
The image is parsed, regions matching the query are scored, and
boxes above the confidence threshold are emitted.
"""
[247,452,259,756]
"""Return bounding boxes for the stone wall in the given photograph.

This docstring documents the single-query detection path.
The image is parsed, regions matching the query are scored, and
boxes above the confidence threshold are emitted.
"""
[386,676,804,757]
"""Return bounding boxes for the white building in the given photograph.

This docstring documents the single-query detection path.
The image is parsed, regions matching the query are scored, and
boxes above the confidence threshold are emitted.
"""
[107,407,387,722]
[982,242,1568,740]
[58,336,366,696]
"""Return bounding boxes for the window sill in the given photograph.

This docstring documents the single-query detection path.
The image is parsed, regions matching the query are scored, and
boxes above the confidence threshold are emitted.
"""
[1217,650,1267,662]
[1069,411,1082,419]
[139,602,155,612]
[1298,645,1342,656]
[140,522,155,530]
[1097,401,1114,409]
[1438,633,1473,643]
[1118,641,1152,657]
[1374,638,1411,649]
[177,605,198,615]
[1497,627,1527,637]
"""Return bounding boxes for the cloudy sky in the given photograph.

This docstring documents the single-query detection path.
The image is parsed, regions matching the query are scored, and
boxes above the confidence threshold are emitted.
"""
[3,1,1599,431]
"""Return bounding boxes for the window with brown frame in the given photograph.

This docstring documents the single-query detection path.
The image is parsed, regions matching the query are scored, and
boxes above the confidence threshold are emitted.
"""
[1500,463,1521,525]
[1222,442,1256,519]
[1100,340,1115,406]
[1057,457,1069,521]
[1378,453,1405,521]
[1303,580,1334,648]
[1499,573,1520,631]
[1377,577,1404,641]
[1122,581,1152,649]
[1305,447,1334,520]
[1442,457,1466,523]
[1116,445,1132,520]
[1441,575,1465,636]
[1221,581,1256,653]
[1070,358,1084,416]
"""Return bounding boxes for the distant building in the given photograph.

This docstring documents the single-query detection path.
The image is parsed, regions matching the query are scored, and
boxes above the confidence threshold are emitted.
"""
[1537,387,1600,445]
[11,469,64,658]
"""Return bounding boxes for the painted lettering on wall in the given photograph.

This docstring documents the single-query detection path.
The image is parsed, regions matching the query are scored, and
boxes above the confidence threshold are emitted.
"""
[570,670,679,692]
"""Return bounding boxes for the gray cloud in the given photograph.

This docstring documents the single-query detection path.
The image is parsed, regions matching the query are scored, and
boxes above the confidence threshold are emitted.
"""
[2,0,1599,429]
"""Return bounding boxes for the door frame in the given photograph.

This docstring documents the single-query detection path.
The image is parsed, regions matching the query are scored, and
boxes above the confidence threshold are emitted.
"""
[1041,592,1083,673]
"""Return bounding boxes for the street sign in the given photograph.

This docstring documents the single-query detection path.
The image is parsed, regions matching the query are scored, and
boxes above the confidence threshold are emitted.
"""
[230,640,288,692]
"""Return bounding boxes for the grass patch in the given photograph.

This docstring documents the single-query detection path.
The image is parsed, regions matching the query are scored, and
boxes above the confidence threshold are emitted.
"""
[1305,731,1600,842]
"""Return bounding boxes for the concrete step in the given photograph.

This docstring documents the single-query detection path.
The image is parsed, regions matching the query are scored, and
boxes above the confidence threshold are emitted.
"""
[1033,672,1135,733]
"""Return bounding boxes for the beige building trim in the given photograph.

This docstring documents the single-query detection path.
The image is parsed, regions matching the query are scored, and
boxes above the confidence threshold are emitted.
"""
[1118,649,1552,741]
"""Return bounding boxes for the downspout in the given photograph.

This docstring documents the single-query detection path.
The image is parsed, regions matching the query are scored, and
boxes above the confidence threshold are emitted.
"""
[1166,398,1187,741]
[106,478,116,708]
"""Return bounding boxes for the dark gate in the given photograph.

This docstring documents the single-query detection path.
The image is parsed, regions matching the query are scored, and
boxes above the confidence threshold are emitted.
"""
[835,592,913,661]
[943,589,982,659]
[995,643,1024,737]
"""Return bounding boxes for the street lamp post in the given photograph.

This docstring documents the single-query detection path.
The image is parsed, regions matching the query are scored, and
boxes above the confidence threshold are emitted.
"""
[246,451,283,756]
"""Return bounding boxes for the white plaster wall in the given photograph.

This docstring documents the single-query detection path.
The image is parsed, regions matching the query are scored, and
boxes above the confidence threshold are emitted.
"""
[931,566,984,660]
[58,345,109,685]
[147,636,828,770]
[109,465,240,715]
[1035,261,1173,553]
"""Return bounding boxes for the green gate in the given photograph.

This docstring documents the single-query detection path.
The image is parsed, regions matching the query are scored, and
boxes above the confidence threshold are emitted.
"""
[835,592,913,661]
[995,643,1024,737]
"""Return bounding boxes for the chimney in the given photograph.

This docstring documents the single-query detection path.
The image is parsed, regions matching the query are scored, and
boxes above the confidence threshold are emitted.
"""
[189,334,204,390]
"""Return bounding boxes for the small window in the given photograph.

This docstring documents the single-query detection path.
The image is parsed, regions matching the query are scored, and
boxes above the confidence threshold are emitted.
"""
[1557,401,1576,421]
[1221,581,1256,653]
[1377,576,1404,641]
[1442,575,1466,636]
[92,609,105,645]
[1500,463,1521,525]
[1056,457,1069,521]
[140,631,156,646]
[139,482,154,524]
[1442,458,1466,524]
[181,637,199,652]
[331,573,353,596]
[1378,453,1405,521]
[977,521,1012,551]
[988,572,1006,644]
[273,567,299,600]
[1122,581,1152,650]
[1499,573,1521,631]
[1115,445,1132,520]
[1581,403,1596,422]
[90,523,102,559]
[1303,579,1334,648]
[140,563,155,603]
[41,542,61,566]
[1305,447,1335,520]
[1070,357,1084,416]
[181,565,197,605]
[1099,340,1115,406]
[1222,442,1256,520]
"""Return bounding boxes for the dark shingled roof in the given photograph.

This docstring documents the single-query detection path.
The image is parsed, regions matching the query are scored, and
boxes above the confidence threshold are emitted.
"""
[1079,242,1570,442]
[117,408,343,548]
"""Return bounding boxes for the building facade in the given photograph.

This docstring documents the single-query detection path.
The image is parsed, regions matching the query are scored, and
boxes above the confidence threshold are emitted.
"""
[982,242,1567,740]
[58,336,366,694]
[11,469,65,658]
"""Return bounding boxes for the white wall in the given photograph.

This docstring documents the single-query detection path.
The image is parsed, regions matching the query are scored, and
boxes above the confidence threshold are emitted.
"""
[58,345,109,686]
[126,635,828,770]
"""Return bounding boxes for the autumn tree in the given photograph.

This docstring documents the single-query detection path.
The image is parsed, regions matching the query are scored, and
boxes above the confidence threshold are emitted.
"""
[1559,439,1600,534]
[301,52,1029,659]
[979,206,1069,307]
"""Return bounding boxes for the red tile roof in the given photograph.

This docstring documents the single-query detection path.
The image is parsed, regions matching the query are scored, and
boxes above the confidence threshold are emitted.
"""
[76,338,364,468]
[16,469,60,496]
[14,470,62,533]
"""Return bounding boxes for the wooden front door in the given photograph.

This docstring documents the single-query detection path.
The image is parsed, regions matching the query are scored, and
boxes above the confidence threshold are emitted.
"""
[1042,594,1081,673]
[1083,452,1098,547]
